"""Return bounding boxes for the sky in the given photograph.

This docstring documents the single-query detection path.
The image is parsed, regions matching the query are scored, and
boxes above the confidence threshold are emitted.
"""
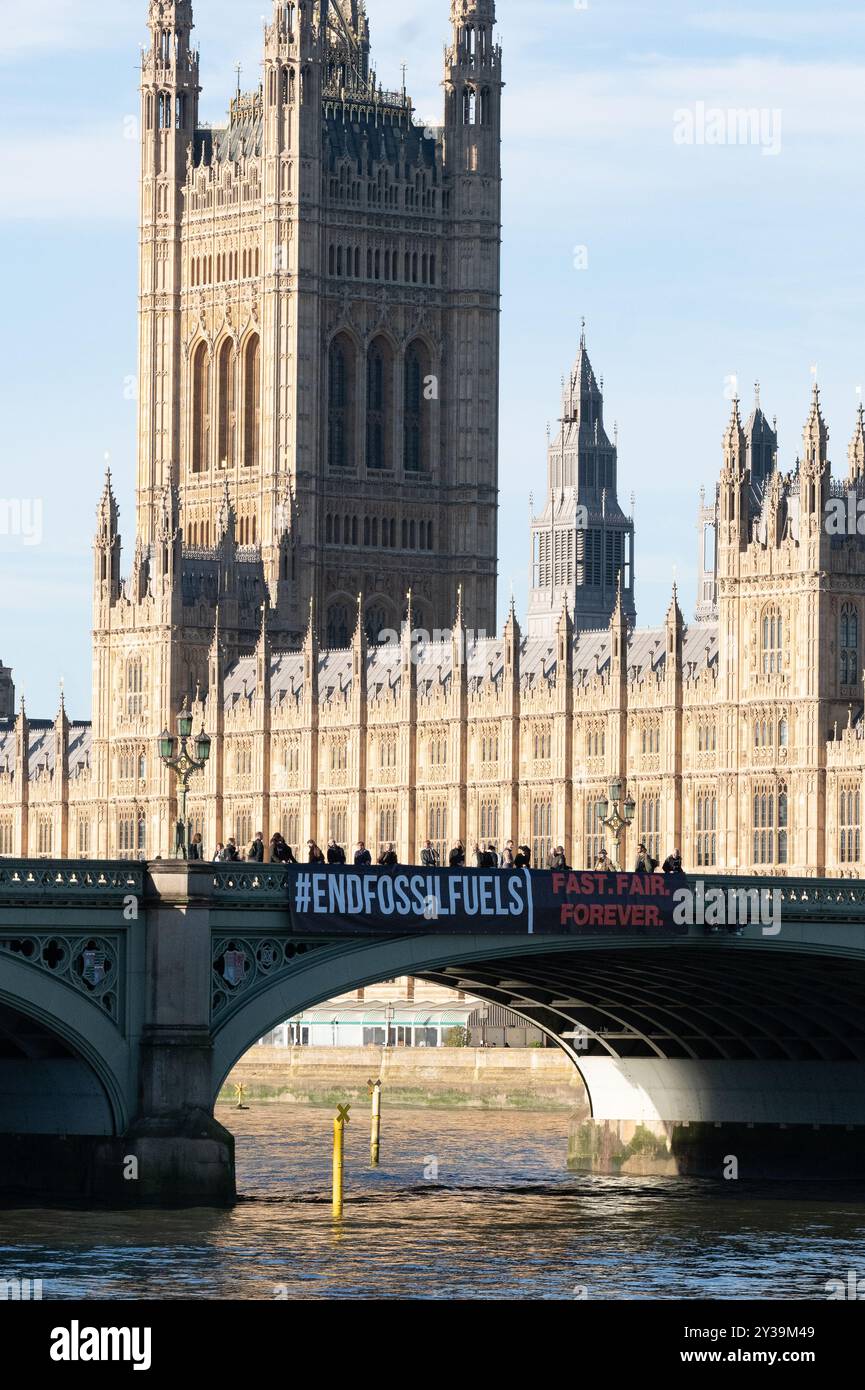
[1,0,864,717]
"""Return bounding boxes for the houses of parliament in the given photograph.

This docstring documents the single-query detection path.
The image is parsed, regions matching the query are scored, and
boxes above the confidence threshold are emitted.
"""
[2,0,865,878]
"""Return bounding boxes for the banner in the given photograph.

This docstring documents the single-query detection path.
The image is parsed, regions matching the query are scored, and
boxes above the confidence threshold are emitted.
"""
[285,866,686,936]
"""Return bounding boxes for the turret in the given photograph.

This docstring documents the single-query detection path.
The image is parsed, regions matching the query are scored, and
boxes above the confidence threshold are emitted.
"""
[444,0,502,181]
[94,469,121,605]
[848,401,865,486]
[800,382,830,530]
[137,1,200,545]
[718,396,748,550]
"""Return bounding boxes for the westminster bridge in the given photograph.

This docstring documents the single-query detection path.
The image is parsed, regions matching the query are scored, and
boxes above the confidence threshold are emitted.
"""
[1,859,865,1204]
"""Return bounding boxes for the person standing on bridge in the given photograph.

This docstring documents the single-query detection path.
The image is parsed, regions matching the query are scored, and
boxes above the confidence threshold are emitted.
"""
[307,839,325,864]
[500,840,515,868]
[662,849,684,875]
[379,843,399,867]
[421,840,439,868]
[327,839,347,865]
[634,842,657,874]
[248,832,265,863]
[354,841,372,866]
[449,839,466,867]
[549,845,568,870]
[593,847,612,872]
[514,845,531,868]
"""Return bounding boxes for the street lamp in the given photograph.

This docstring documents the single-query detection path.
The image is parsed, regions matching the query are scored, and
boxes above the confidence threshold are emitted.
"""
[600,779,636,870]
[384,1002,395,1049]
[158,697,211,860]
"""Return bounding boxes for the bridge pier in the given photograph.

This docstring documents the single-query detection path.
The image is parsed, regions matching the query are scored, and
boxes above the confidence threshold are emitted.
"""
[567,1058,865,1180]
[112,864,236,1205]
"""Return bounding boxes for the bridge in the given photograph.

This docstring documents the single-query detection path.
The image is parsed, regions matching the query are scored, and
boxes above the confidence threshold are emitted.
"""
[1,859,865,1204]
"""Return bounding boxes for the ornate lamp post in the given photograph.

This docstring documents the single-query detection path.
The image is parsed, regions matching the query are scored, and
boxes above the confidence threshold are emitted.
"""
[158,699,212,860]
[598,779,636,870]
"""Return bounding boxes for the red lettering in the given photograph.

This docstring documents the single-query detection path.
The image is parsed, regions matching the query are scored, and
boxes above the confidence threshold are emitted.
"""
[580,873,596,895]
[574,904,589,926]
[560,903,574,924]
[646,905,661,926]
[589,904,605,926]
[553,872,565,896]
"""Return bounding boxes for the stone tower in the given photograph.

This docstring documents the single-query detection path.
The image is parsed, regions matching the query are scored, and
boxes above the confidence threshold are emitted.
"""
[133,0,502,653]
[527,327,636,636]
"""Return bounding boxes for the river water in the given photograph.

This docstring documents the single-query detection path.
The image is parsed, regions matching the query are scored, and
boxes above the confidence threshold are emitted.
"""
[2,1105,863,1300]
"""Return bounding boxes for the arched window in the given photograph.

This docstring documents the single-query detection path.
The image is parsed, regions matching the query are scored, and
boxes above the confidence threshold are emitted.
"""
[403,340,430,474]
[366,338,393,471]
[840,604,859,687]
[217,339,237,469]
[126,657,143,718]
[243,335,261,469]
[328,334,356,471]
[191,342,210,473]
[327,604,351,649]
[761,606,783,674]
[366,603,389,645]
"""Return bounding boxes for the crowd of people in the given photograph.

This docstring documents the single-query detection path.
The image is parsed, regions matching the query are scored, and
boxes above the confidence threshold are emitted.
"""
[200,830,684,874]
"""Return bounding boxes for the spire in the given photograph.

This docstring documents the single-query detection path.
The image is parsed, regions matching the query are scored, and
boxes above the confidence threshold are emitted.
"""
[849,399,865,482]
[803,379,829,469]
[745,382,778,489]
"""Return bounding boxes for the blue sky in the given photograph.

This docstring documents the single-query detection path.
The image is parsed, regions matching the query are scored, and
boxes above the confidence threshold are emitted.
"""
[2,0,864,716]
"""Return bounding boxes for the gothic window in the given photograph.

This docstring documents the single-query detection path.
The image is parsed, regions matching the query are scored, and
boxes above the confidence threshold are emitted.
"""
[327,604,351,649]
[695,790,717,867]
[753,781,788,865]
[328,334,356,471]
[639,793,662,861]
[761,606,783,674]
[840,786,861,865]
[76,817,90,858]
[840,604,859,687]
[378,802,397,848]
[379,736,397,770]
[404,340,430,474]
[330,739,349,773]
[329,806,347,848]
[365,603,389,645]
[191,342,210,474]
[235,810,253,849]
[480,88,491,125]
[586,798,605,866]
[243,335,261,469]
[217,339,237,468]
[463,87,477,125]
[778,717,789,748]
[282,808,300,852]
[428,801,448,864]
[366,338,393,471]
[479,797,498,844]
[531,796,552,869]
[126,657,144,718]
[0,817,13,857]
[36,815,53,857]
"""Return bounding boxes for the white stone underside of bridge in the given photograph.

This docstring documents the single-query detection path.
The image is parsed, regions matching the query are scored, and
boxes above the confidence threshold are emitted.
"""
[579,1058,865,1127]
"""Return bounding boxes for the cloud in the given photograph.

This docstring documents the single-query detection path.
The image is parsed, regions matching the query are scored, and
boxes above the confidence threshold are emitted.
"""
[687,9,865,41]
[0,126,138,222]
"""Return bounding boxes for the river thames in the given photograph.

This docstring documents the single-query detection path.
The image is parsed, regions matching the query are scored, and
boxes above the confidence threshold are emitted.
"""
[2,1106,863,1300]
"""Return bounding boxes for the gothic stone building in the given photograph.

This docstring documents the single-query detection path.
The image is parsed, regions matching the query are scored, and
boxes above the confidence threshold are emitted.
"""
[3,2,865,878]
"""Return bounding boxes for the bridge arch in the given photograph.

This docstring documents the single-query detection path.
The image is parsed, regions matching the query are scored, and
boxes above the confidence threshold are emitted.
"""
[0,952,131,1135]
[211,934,865,1132]
[211,934,588,1100]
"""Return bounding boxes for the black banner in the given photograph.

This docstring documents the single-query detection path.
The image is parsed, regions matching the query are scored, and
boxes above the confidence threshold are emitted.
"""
[285,866,686,936]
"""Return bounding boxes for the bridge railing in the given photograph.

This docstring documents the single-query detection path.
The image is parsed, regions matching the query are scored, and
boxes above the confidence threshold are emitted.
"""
[1,861,864,924]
